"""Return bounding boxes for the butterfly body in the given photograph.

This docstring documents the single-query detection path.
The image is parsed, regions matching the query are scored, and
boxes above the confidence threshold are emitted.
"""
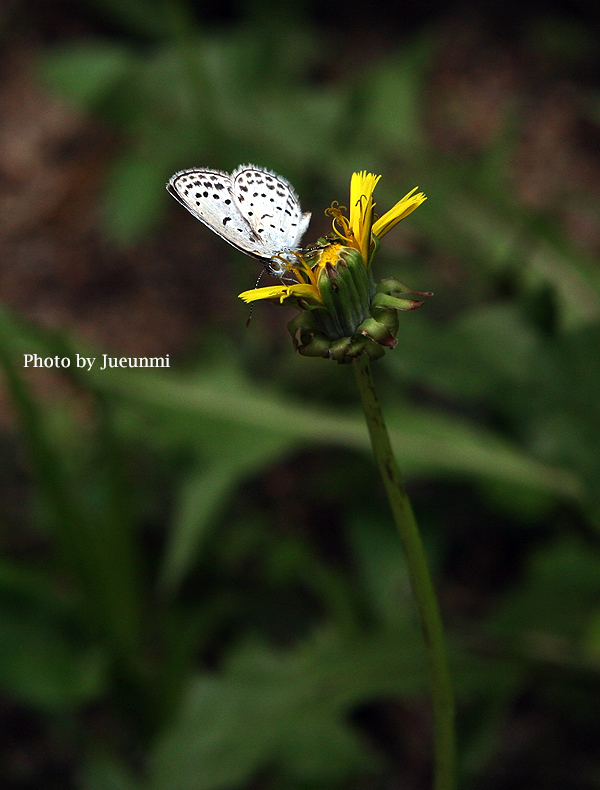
[167,165,311,277]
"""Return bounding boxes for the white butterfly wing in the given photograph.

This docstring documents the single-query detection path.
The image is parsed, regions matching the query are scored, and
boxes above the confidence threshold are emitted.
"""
[167,169,266,260]
[232,165,311,255]
[167,166,311,276]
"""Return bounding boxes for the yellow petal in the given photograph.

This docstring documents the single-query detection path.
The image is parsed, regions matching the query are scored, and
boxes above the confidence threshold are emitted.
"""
[238,283,321,304]
[372,188,426,238]
[349,172,381,262]
[281,284,322,303]
[349,172,381,227]
[239,285,288,303]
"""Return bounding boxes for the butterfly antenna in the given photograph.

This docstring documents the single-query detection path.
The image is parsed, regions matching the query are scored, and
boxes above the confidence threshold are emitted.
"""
[246,270,265,328]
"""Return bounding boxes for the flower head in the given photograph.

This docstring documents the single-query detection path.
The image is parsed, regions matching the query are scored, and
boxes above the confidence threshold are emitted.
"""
[239,172,430,362]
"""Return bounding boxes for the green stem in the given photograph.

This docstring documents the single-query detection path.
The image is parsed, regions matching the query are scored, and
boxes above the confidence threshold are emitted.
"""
[352,353,456,790]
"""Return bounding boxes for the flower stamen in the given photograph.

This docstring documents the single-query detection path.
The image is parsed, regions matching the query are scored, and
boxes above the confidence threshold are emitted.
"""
[325,202,355,246]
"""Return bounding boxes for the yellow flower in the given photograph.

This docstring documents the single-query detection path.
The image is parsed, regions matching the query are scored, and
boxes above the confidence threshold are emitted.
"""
[239,172,426,308]
[240,171,430,361]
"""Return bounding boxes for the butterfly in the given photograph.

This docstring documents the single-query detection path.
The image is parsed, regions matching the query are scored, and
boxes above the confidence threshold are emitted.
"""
[167,164,311,278]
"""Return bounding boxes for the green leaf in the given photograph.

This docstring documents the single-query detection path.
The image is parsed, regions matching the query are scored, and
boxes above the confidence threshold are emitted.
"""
[42,43,133,108]
[159,428,291,596]
[347,510,409,627]
[80,754,144,790]
[385,304,540,402]
[0,310,145,682]
[490,538,600,646]
[0,307,583,505]
[104,153,170,244]
[83,361,581,502]
[0,562,106,708]
[150,627,424,790]
[364,30,435,154]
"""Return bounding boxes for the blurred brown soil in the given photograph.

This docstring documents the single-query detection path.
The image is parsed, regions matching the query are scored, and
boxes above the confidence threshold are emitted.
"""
[0,48,233,359]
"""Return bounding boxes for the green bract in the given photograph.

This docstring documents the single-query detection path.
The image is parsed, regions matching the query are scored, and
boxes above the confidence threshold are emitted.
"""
[288,248,430,363]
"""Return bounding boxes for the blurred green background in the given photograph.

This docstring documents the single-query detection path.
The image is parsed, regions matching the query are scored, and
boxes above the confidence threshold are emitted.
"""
[2,0,600,788]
